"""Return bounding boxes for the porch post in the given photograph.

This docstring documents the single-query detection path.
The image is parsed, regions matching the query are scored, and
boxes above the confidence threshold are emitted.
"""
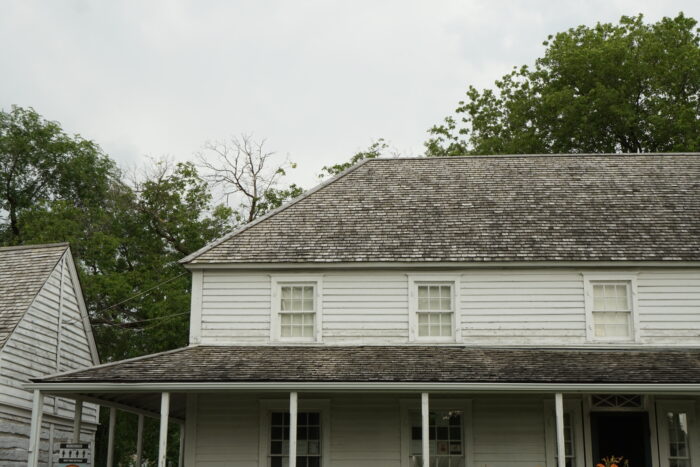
[158,392,171,467]
[289,391,298,467]
[421,392,429,467]
[28,389,44,467]
[555,393,566,467]
[72,400,83,442]
[136,414,145,466]
[106,407,117,467]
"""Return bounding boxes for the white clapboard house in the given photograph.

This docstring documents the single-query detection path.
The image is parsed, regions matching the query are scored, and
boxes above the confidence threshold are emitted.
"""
[27,154,700,467]
[0,243,99,465]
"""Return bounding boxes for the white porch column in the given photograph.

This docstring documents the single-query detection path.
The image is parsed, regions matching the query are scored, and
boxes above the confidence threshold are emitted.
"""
[289,392,298,467]
[72,400,83,443]
[28,389,44,467]
[555,393,566,467]
[136,414,145,466]
[158,392,171,467]
[421,392,429,467]
[106,407,117,467]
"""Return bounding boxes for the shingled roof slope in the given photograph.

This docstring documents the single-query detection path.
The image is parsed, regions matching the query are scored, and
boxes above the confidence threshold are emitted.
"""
[183,154,700,265]
[34,345,700,384]
[0,243,68,348]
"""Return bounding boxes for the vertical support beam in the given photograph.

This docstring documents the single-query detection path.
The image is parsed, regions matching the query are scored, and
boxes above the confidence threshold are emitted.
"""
[106,408,117,467]
[72,400,83,443]
[28,389,44,467]
[136,414,145,467]
[289,392,298,467]
[178,423,185,467]
[158,392,170,467]
[421,392,430,467]
[555,393,566,467]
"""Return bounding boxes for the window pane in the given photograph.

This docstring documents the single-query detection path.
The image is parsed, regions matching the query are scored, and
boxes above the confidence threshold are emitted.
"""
[281,312,315,339]
[592,283,630,311]
[593,311,630,338]
[418,285,453,311]
[418,312,453,337]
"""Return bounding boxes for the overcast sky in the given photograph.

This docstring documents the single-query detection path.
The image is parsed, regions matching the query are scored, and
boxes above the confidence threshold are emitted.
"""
[2,0,699,188]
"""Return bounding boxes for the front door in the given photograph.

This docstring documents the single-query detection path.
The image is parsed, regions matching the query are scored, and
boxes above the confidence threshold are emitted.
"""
[591,412,652,467]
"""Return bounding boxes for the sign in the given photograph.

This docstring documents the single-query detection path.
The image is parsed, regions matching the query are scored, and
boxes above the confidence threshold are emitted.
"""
[57,442,91,467]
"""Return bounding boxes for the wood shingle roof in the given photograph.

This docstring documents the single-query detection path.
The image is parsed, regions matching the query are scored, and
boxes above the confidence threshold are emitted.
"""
[34,345,700,384]
[183,154,700,265]
[0,243,68,348]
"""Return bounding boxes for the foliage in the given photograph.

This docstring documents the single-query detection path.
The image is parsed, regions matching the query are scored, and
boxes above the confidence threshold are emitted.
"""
[0,106,117,244]
[426,13,700,156]
[318,138,389,179]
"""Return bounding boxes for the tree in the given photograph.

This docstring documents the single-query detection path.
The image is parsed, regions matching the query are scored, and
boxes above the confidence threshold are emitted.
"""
[0,106,117,243]
[425,13,700,156]
[198,135,302,225]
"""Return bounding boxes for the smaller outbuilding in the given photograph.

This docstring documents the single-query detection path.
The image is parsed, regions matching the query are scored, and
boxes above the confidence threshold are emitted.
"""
[0,243,99,466]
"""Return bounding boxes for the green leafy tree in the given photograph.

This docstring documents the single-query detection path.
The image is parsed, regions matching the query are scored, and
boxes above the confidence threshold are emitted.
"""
[426,13,700,156]
[0,106,117,243]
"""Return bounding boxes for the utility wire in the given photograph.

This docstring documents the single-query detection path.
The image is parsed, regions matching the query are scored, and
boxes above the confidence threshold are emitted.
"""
[60,271,189,328]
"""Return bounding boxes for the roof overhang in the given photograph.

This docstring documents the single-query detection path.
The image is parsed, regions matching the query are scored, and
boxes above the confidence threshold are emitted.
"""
[25,381,700,395]
[183,261,700,270]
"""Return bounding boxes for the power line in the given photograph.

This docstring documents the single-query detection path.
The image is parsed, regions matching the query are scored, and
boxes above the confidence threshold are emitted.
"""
[60,271,189,328]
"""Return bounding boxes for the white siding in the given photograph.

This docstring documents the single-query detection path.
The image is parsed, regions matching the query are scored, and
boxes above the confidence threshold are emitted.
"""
[460,271,586,345]
[188,394,547,467]
[198,268,700,347]
[471,397,546,467]
[637,270,700,343]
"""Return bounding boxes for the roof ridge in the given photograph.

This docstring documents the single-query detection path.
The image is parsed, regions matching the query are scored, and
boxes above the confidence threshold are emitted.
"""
[365,152,700,161]
[0,242,69,252]
[180,157,376,264]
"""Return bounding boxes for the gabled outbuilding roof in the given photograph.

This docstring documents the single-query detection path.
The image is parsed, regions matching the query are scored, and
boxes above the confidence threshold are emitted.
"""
[182,153,700,265]
[0,243,69,348]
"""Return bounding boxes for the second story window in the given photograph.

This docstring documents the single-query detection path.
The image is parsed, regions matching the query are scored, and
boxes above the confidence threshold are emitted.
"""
[271,277,322,343]
[584,275,638,342]
[417,284,453,338]
[592,282,632,339]
[409,276,460,342]
[280,285,315,338]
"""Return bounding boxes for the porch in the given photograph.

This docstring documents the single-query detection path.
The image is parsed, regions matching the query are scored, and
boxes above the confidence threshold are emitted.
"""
[25,345,700,466]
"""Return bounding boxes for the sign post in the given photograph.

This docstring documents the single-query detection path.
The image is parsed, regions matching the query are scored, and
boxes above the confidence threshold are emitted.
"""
[58,442,91,467]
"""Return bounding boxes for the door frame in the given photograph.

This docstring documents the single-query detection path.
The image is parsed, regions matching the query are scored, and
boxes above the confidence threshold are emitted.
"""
[583,395,660,467]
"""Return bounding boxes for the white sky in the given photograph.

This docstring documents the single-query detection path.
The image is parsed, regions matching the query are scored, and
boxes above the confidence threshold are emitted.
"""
[2,0,699,189]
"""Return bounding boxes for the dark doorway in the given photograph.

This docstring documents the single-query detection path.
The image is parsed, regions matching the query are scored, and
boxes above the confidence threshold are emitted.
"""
[591,412,652,467]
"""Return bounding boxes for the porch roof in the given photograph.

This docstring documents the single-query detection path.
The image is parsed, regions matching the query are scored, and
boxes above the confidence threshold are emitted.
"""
[32,345,700,385]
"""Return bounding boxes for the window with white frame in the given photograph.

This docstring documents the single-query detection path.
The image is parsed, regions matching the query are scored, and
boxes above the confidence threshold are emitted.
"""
[591,281,632,339]
[413,282,456,340]
[584,277,636,342]
[272,279,321,342]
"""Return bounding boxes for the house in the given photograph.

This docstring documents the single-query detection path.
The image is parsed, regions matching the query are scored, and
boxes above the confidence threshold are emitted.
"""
[27,154,700,467]
[0,243,99,466]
